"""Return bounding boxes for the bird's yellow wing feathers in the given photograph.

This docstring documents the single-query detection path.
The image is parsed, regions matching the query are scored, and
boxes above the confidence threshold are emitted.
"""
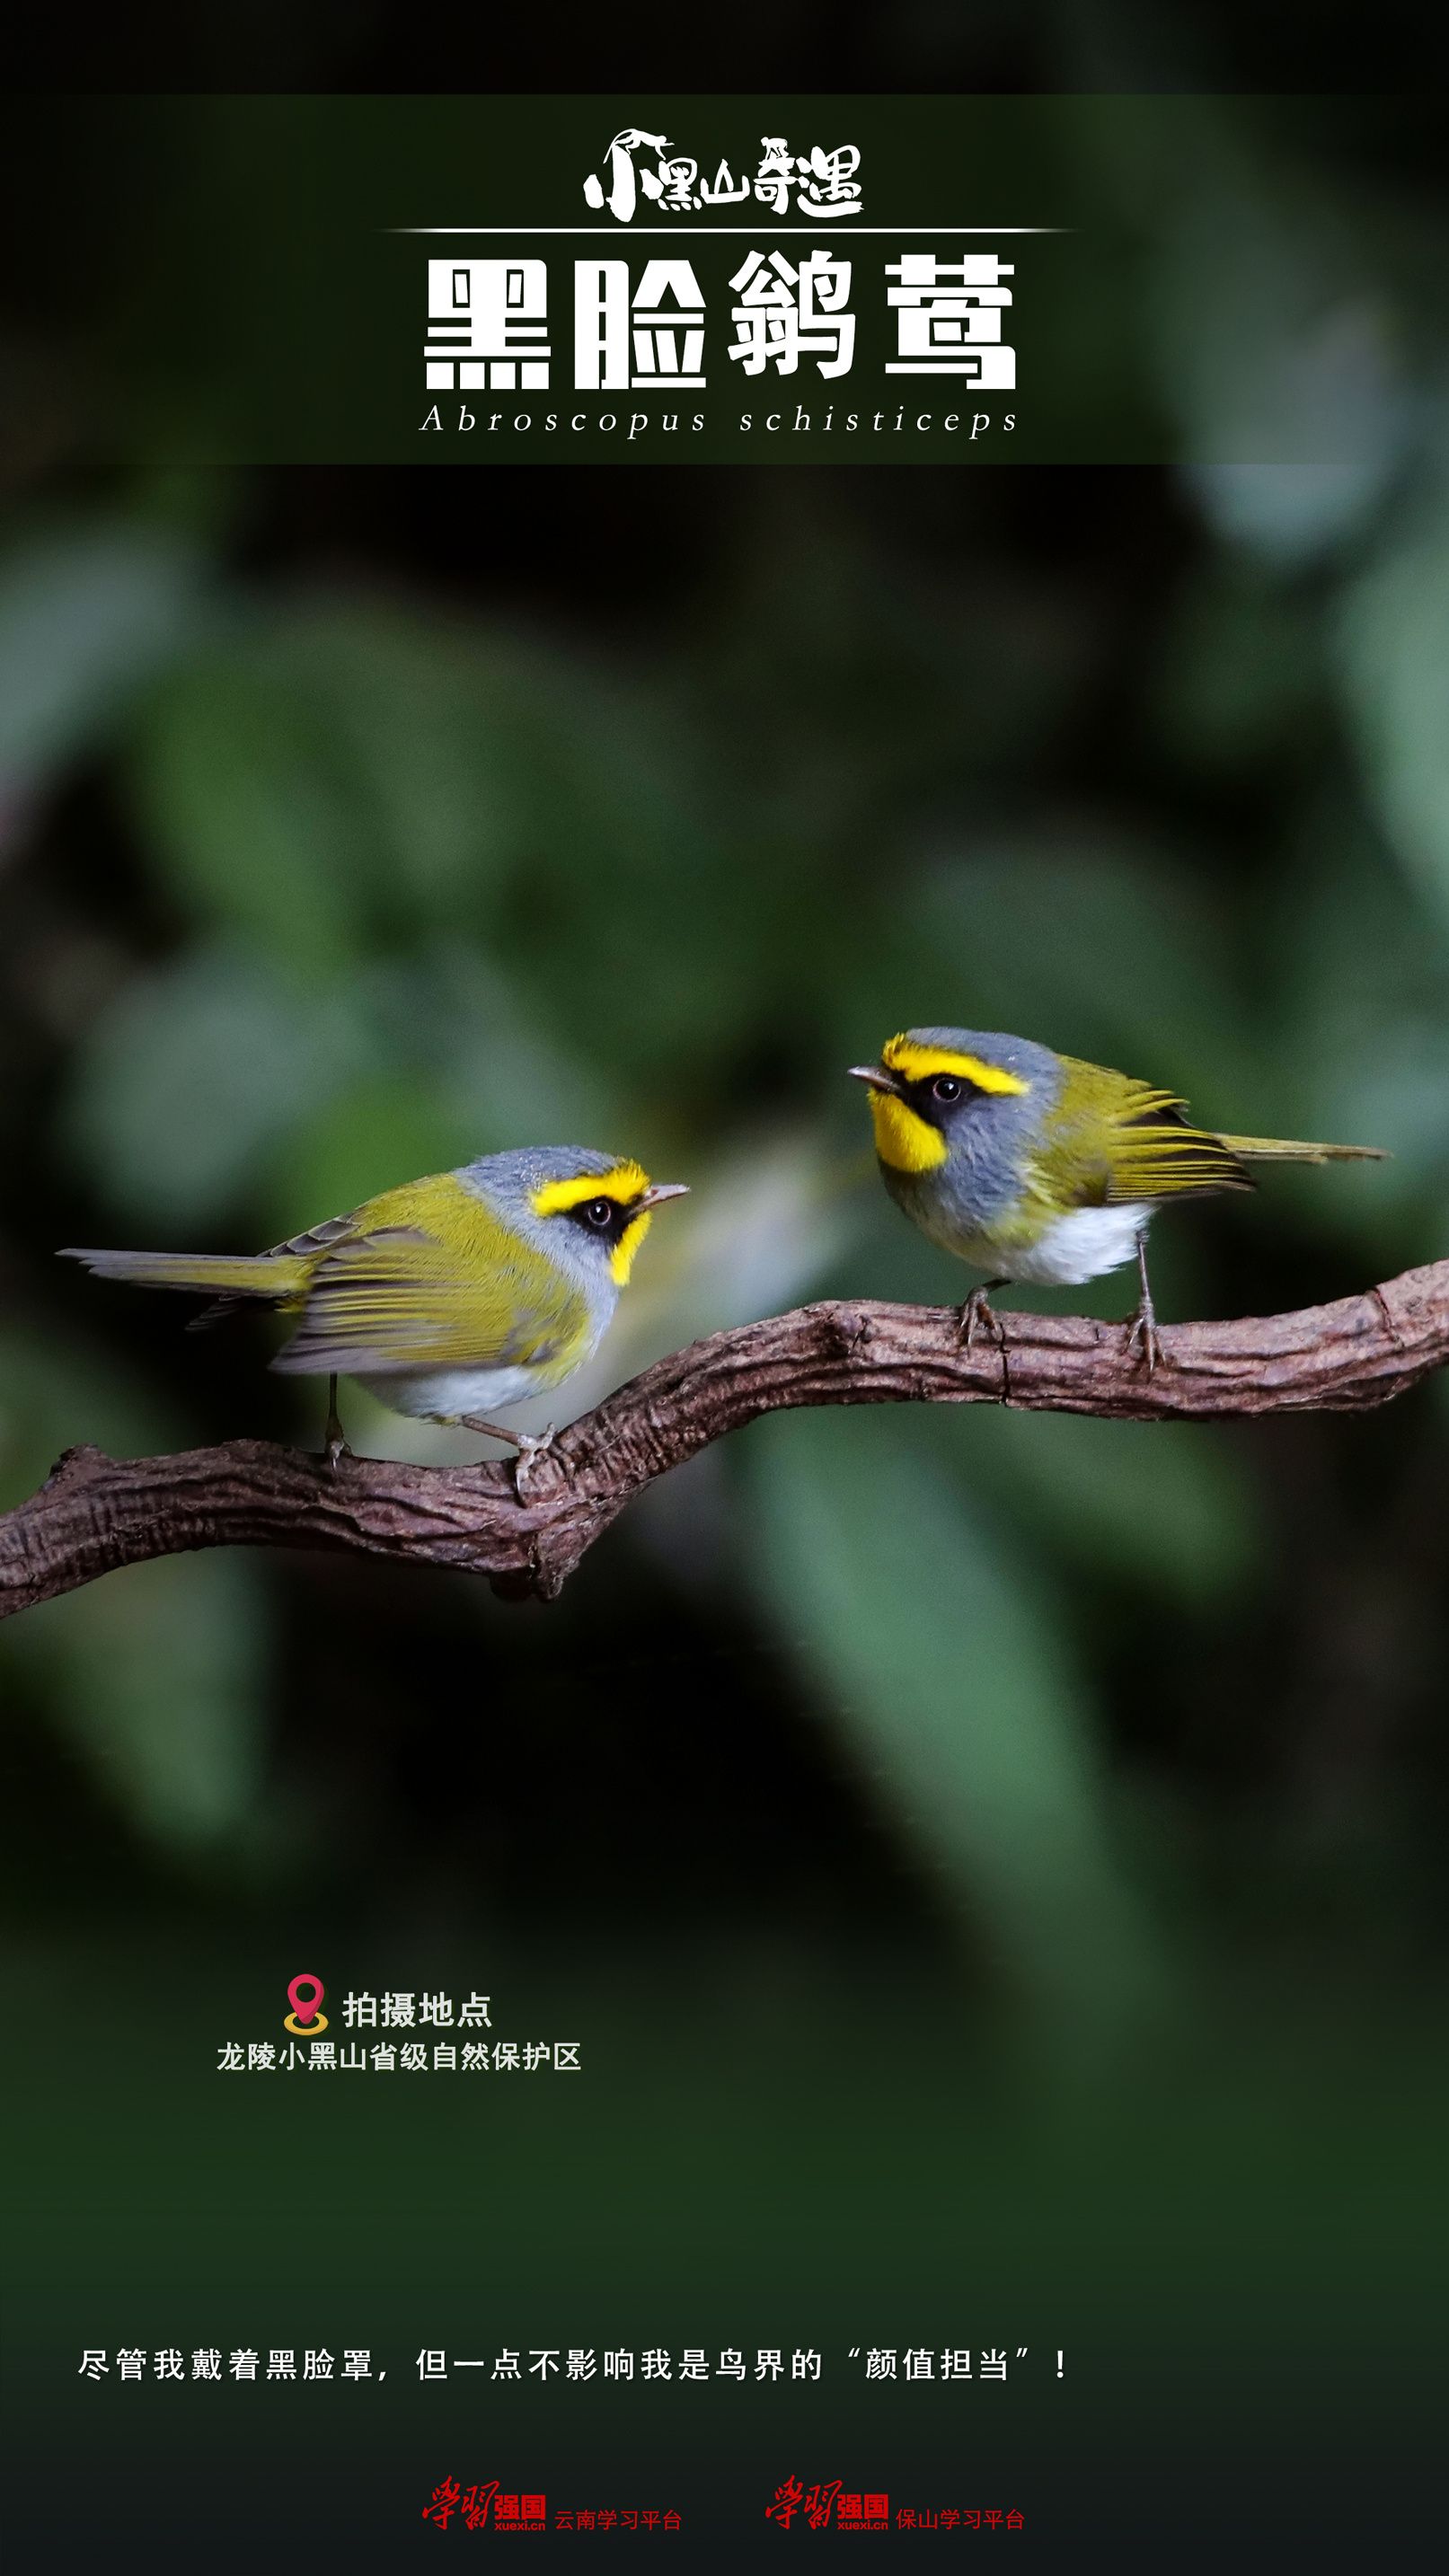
[1100,1084,1254,1204]
[1047,1060,1382,1208]
[1047,1066,1254,1208]
[270,1174,591,1379]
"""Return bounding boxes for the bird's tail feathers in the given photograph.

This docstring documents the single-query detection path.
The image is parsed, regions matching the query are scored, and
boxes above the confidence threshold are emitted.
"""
[1214,1134,1389,1165]
[59,1247,308,1304]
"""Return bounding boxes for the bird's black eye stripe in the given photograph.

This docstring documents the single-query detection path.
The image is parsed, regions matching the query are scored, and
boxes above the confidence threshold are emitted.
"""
[906,1072,979,1114]
[564,1194,644,1240]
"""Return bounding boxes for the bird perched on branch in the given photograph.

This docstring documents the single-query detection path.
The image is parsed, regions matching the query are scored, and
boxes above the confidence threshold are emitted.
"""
[62,1148,688,1475]
[850,1028,1386,1369]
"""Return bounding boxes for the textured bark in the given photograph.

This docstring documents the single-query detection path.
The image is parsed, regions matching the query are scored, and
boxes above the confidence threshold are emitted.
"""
[2,1260,1445,1619]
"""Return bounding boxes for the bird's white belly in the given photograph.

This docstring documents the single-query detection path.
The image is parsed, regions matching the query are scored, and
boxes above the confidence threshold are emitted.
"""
[357,1363,548,1424]
[996,1202,1153,1288]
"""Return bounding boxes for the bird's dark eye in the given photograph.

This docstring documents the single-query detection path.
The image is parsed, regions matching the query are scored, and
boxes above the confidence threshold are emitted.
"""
[932,1075,964,1104]
[583,1197,615,1229]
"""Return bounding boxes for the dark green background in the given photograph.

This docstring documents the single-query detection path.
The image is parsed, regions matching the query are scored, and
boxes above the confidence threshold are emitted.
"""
[8,1945,1445,2564]
[3,66,1449,2574]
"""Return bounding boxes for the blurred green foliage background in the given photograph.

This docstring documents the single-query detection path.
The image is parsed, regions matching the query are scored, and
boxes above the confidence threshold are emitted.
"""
[2,85,1448,2069]
[4,57,1449,2570]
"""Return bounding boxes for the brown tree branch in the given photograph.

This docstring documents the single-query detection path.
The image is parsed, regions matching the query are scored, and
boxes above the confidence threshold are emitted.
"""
[3,1259,1446,1619]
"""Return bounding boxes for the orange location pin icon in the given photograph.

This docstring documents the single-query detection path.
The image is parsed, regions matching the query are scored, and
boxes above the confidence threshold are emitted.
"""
[284,1972,328,2035]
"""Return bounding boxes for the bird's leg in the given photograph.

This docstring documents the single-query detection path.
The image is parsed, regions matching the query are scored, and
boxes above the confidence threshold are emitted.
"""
[509,1425,559,1500]
[458,1417,559,1500]
[1124,1233,1162,1373]
[322,1374,351,1470]
[958,1279,1007,1352]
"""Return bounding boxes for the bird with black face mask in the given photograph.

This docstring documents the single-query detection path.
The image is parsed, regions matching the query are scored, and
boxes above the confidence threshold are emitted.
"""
[64,1146,689,1470]
[850,1028,1385,1368]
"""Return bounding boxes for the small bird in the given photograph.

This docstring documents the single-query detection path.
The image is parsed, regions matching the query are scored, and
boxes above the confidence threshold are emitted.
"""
[850,1028,1386,1367]
[63,1147,689,1471]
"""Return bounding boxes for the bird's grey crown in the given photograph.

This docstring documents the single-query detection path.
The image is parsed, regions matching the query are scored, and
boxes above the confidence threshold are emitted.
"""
[902,1027,1062,1088]
[456,1144,625,1205]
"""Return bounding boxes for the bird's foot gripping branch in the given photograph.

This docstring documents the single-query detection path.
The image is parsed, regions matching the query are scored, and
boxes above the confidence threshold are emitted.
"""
[2,1265,1446,1620]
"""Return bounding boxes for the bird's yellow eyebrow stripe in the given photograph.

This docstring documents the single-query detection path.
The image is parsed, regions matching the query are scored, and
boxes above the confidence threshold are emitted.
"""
[530,1160,650,1218]
[881,1036,1029,1097]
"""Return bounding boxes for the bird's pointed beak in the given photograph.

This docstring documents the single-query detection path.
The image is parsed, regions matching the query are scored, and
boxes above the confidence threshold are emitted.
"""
[638,1182,690,1210]
[848,1063,902,1096]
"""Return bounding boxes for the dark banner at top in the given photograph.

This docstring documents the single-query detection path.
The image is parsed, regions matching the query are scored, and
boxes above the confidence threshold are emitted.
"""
[3,93,1411,463]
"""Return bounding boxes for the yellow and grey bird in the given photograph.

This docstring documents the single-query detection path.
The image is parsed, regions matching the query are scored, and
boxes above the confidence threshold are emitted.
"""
[62,1147,688,1468]
[850,1028,1386,1367]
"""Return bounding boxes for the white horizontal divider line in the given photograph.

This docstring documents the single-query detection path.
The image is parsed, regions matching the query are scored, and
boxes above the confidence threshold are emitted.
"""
[390,225,1064,236]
